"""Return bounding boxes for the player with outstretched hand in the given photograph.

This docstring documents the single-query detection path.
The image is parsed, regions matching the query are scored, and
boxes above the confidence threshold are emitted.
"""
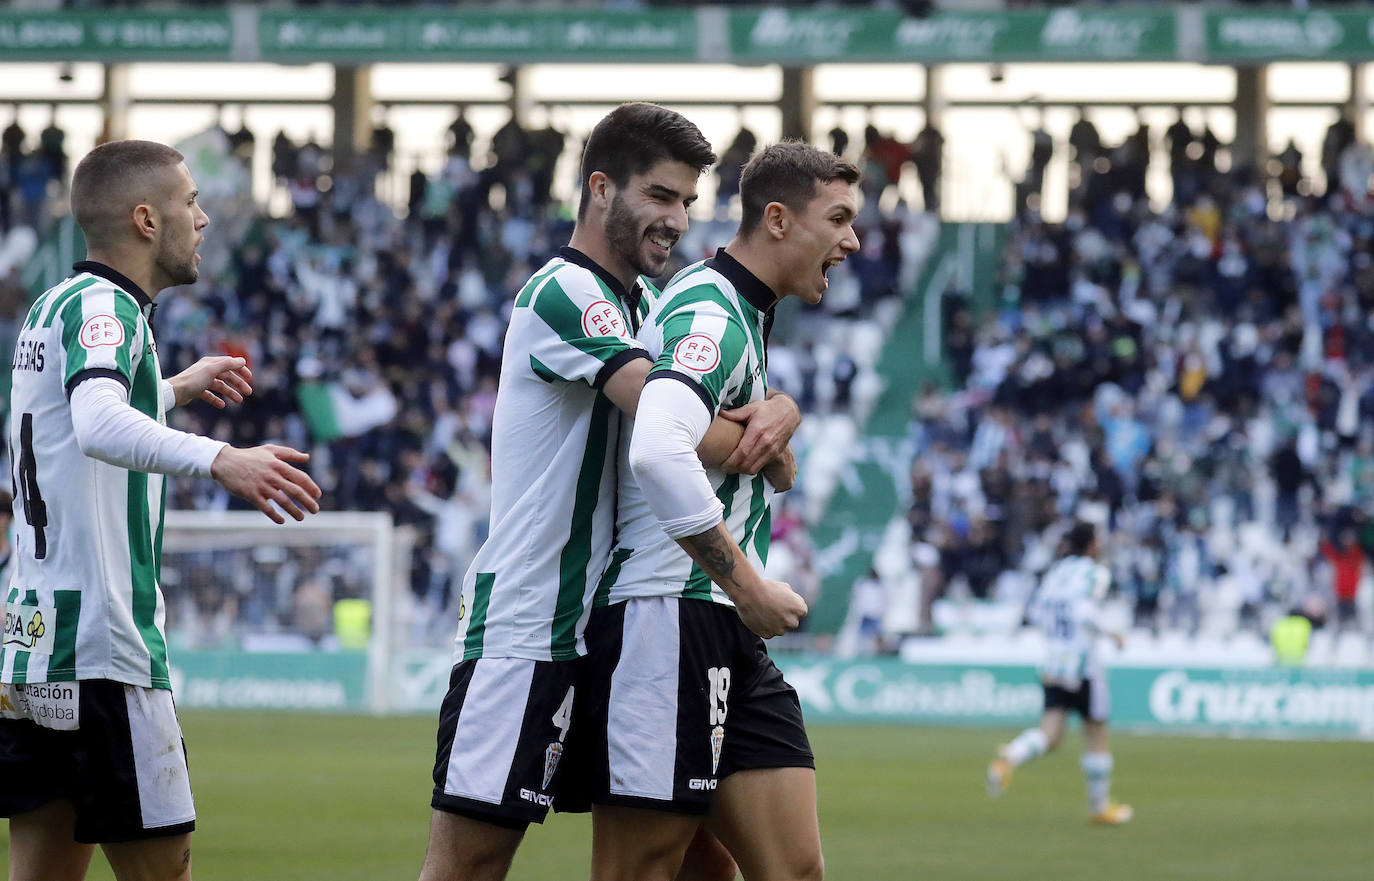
[0,139,320,881]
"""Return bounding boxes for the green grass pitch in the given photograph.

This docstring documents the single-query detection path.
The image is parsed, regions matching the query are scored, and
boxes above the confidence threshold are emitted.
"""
[3,711,1368,880]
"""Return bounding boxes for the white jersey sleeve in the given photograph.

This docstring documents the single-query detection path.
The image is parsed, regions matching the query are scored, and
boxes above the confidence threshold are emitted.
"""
[70,378,225,478]
[522,265,648,388]
[628,377,723,539]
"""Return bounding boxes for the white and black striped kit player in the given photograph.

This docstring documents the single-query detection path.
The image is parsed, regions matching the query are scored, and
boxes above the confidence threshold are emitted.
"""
[575,249,813,813]
[0,262,196,841]
[431,248,652,826]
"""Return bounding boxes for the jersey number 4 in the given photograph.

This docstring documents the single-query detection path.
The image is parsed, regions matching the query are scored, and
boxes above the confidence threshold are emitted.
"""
[551,686,574,744]
[11,413,48,559]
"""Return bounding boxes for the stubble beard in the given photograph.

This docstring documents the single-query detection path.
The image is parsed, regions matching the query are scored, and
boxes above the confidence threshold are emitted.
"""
[604,194,663,278]
[155,239,198,288]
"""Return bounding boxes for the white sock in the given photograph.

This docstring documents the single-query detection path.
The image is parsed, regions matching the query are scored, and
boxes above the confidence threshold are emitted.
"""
[1003,728,1048,766]
[1081,751,1114,813]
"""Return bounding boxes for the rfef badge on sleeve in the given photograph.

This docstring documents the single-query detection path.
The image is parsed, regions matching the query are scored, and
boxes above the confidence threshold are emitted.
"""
[673,334,720,373]
[581,300,626,338]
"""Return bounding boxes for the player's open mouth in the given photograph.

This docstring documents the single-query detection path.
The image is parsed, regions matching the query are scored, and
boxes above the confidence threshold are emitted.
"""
[820,257,842,289]
[648,233,675,254]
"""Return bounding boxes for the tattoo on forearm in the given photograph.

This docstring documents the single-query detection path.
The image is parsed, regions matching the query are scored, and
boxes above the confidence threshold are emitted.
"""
[684,528,736,584]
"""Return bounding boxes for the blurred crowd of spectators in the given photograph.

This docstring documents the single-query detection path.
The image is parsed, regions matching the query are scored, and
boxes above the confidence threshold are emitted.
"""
[8,95,1374,653]
[1,106,914,647]
[889,109,1374,651]
[0,105,67,238]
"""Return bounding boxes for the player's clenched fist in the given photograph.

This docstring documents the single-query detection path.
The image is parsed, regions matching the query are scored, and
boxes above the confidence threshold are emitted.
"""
[210,444,322,523]
[734,578,808,639]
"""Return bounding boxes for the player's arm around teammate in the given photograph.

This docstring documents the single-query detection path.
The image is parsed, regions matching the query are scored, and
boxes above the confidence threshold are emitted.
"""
[418,104,738,881]
[603,356,801,487]
[585,143,860,881]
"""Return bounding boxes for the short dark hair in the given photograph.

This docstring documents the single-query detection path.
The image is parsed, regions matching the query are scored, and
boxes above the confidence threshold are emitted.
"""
[1063,520,1098,557]
[71,140,184,245]
[577,103,716,220]
[738,141,860,236]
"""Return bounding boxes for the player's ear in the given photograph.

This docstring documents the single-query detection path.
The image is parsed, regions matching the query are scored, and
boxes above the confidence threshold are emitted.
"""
[132,202,158,242]
[764,201,788,241]
[587,171,612,211]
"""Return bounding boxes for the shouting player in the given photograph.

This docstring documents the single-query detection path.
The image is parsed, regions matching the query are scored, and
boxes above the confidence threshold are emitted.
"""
[417,104,801,881]
[577,141,861,881]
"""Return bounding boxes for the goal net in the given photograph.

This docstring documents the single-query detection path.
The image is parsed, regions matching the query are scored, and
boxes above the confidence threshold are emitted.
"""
[159,510,415,713]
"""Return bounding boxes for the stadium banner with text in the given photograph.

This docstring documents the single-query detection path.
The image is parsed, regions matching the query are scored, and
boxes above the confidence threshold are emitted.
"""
[379,652,1374,739]
[168,651,368,712]
[726,8,1178,64]
[152,651,1374,739]
[11,8,1374,65]
[256,9,698,63]
[1204,9,1374,62]
[776,659,1374,740]
[0,10,234,60]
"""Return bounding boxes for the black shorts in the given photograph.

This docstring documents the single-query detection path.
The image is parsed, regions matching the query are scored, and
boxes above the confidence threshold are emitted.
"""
[0,680,195,843]
[564,597,813,815]
[1043,673,1110,723]
[430,656,583,830]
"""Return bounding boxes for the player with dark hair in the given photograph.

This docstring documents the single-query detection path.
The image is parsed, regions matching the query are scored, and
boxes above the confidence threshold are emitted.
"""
[987,520,1133,824]
[0,139,321,881]
[417,104,803,881]
[574,140,861,881]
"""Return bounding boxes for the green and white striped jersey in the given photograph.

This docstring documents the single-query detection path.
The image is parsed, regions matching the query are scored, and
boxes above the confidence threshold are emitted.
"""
[453,248,653,662]
[1030,555,1111,688]
[2,263,172,688]
[597,248,776,607]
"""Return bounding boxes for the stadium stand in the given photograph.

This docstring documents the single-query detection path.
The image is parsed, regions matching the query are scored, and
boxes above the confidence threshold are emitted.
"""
[847,112,1374,660]
[5,97,1374,658]
[3,3,1374,661]
[0,110,929,648]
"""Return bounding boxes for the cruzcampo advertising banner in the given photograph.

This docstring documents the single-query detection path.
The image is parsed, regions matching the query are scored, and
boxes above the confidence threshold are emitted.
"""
[727,7,1178,64]
[257,9,698,63]
[1204,9,1374,62]
[775,658,1374,741]
[0,10,233,60]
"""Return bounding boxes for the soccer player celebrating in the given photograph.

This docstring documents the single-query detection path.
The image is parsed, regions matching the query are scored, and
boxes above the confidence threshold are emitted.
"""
[417,104,802,881]
[987,520,1133,825]
[0,140,321,881]
[576,141,860,881]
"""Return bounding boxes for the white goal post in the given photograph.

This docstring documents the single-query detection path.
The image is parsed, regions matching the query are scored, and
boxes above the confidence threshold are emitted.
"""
[160,510,414,713]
